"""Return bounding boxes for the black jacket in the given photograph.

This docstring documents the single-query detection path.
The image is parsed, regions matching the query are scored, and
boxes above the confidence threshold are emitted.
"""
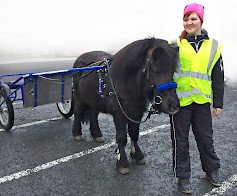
[184,29,224,108]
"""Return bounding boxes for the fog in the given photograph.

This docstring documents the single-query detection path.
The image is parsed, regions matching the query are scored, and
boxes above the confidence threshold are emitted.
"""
[0,0,237,81]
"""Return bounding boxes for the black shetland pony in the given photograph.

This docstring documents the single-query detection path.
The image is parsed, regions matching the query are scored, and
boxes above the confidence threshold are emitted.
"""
[72,38,179,174]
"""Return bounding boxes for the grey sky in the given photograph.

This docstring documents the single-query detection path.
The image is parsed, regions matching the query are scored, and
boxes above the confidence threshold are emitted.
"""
[0,0,236,81]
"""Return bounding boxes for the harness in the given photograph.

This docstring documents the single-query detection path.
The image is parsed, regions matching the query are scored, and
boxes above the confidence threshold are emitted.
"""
[97,62,109,98]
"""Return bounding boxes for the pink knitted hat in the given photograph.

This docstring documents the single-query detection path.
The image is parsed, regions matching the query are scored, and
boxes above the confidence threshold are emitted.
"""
[184,3,204,22]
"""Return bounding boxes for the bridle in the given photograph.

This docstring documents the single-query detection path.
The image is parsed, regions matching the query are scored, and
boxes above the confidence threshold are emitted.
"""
[142,55,177,116]
[103,57,177,123]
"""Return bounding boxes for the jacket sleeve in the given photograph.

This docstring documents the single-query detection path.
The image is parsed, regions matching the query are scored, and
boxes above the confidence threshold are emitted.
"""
[211,55,224,108]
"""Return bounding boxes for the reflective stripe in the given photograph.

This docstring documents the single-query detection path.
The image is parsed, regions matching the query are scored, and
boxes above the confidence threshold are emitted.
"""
[192,88,211,99]
[174,71,211,81]
[176,91,191,98]
[175,60,182,73]
[174,72,190,78]
[208,39,218,71]
[170,39,178,47]
[170,39,181,72]
[191,72,211,81]
[192,88,202,95]
[176,88,212,99]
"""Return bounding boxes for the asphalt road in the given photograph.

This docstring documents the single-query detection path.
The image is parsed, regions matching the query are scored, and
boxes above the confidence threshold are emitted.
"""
[0,60,237,196]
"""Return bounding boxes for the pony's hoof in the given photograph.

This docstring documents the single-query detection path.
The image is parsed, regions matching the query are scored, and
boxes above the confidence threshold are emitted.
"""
[130,152,145,165]
[136,158,146,165]
[118,167,129,175]
[95,136,105,143]
[74,135,83,141]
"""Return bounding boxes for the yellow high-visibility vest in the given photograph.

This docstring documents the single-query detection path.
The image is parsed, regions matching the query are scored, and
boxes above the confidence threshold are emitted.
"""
[169,38,222,107]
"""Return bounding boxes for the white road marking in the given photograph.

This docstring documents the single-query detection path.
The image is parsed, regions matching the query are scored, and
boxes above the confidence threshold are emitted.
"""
[0,120,236,195]
[0,142,116,184]
[202,173,237,196]
[0,125,168,184]
[0,117,62,132]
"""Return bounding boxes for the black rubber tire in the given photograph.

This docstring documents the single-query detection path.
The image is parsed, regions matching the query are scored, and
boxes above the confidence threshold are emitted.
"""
[0,90,14,131]
[56,95,74,118]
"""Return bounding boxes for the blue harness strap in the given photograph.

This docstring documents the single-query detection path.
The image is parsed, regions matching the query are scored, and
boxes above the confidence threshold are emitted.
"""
[157,81,177,92]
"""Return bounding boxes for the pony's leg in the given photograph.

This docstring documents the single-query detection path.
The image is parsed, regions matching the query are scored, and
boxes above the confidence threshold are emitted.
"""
[113,114,129,175]
[89,109,104,143]
[72,100,83,140]
[128,122,145,165]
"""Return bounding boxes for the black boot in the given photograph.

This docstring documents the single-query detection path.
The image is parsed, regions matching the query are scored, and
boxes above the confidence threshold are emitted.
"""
[178,178,192,194]
[206,170,222,187]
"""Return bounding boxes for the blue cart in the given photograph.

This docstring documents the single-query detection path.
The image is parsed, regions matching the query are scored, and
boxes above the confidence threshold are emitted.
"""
[0,66,103,131]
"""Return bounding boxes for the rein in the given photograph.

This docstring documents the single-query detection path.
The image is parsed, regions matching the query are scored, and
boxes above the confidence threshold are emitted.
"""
[105,60,150,123]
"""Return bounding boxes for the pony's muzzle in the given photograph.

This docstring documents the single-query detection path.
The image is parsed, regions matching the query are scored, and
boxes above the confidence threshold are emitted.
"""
[168,101,179,114]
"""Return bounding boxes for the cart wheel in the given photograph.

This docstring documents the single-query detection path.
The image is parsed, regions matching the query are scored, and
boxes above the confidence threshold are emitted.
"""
[56,96,74,118]
[0,90,14,131]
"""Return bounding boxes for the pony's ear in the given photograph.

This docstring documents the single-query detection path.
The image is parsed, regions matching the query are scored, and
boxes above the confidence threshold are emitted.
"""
[147,47,164,62]
[152,47,164,60]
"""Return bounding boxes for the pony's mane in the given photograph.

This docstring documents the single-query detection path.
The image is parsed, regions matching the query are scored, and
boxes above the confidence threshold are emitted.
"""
[112,38,178,73]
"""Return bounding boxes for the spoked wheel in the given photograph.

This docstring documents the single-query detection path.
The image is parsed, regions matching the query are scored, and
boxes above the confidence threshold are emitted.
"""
[56,96,74,118]
[0,90,14,131]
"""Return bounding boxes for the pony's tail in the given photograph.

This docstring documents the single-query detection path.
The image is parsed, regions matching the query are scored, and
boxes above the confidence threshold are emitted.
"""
[81,107,90,124]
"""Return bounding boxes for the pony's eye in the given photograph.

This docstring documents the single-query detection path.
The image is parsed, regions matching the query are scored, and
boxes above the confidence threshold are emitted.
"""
[151,66,161,74]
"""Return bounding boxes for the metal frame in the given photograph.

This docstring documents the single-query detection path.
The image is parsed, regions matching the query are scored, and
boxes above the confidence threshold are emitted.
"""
[0,66,103,108]
[0,65,103,131]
